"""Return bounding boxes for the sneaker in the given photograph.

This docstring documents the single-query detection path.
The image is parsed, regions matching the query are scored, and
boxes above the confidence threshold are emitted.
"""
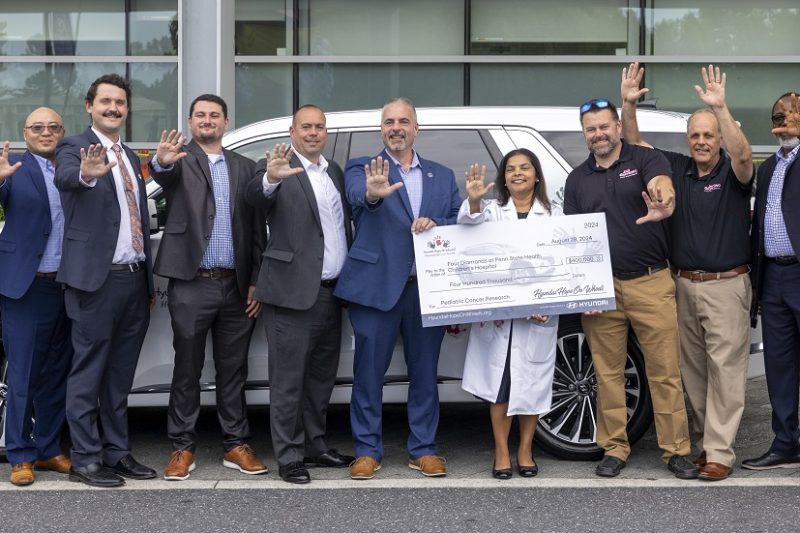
[408,455,447,477]
[164,450,196,481]
[350,456,381,480]
[222,444,268,475]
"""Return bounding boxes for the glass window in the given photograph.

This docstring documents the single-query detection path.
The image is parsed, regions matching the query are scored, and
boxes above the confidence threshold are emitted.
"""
[0,1,177,56]
[649,1,800,55]
[129,63,179,142]
[298,0,463,55]
[471,0,639,55]
[235,0,292,55]
[299,64,463,112]
[235,64,293,127]
[229,135,292,162]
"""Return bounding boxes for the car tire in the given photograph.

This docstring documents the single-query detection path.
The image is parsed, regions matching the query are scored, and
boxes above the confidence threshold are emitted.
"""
[534,315,653,461]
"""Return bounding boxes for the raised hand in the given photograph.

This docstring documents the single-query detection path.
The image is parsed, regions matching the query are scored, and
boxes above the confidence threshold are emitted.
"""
[694,64,726,108]
[265,143,302,183]
[772,93,800,138]
[155,129,187,167]
[621,62,649,105]
[465,163,492,203]
[636,190,674,225]
[0,141,22,183]
[80,143,116,181]
[364,156,403,202]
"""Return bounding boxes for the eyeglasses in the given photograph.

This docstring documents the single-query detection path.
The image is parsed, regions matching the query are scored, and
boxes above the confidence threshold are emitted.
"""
[24,123,64,135]
[771,114,787,126]
[580,98,611,116]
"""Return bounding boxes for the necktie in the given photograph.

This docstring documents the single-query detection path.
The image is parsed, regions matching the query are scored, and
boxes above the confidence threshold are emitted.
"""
[111,144,144,254]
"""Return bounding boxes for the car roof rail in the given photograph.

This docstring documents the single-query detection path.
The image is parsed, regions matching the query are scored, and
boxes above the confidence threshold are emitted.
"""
[636,98,659,109]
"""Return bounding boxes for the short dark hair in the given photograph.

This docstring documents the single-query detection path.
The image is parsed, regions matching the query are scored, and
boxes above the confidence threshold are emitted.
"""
[86,73,131,106]
[292,104,325,125]
[189,94,228,118]
[494,148,552,214]
[772,92,800,114]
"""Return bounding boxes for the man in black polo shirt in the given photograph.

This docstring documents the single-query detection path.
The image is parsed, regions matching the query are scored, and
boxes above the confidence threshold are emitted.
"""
[622,63,754,481]
[564,98,696,479]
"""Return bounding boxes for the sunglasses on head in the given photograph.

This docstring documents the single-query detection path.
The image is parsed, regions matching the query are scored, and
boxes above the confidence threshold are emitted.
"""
[579,98,611,116]
[25,123,64,135]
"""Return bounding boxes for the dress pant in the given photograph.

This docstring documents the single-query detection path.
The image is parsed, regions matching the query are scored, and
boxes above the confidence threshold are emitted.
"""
[265,285,341,466]
[582,268,690,462]
[760,261,800,455]
[1,277,72,465]
[676,274,750,467]
[348,281,446,461]
[65,269,149,468]
[166,276,255,452]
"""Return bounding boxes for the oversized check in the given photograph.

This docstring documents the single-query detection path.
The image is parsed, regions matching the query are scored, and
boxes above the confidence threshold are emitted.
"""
[413,213,616,327]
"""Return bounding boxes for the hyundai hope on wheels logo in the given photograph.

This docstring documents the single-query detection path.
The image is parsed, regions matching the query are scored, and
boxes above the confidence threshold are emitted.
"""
[427,235,451,250]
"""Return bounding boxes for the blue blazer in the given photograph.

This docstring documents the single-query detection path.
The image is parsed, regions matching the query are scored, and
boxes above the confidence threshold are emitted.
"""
[54,128,154,296]
[334,149,461,311]
[0,151,54,299]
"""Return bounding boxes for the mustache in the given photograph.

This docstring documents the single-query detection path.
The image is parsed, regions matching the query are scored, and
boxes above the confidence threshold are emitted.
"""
[103,111,123,118]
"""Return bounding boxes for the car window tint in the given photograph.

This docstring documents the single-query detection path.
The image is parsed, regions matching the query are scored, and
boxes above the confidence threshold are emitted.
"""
[349,129,498,199]
[540,131,690,169]
[228,135,292,162]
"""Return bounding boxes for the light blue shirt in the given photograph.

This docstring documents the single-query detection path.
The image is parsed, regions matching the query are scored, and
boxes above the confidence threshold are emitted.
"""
[200,153,235,269]
[764,144,799,257]
[386,151,423,218]
[34,154,64,273]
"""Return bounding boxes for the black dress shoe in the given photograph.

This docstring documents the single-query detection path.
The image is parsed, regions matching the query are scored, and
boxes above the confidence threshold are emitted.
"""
[303,449,356,468]
[492,462,512,480]
[69,463,125,488]
[741,451,800,470]
[595,455,626,477]
[667,455,699,479]
[279,461,311,484]
[518,462,538,478]
[105,454,157,480]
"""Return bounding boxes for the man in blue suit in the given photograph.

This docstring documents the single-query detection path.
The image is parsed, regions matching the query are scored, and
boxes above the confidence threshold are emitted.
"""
[55,74,157,487]
[335,97,461,479]
[0,108,73,486]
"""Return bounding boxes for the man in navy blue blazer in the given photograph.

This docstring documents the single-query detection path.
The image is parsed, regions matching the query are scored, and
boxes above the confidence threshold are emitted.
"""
[0,108,73,486]
[744,92,800,471]
[335,98,461,479]
[55,74,157,487]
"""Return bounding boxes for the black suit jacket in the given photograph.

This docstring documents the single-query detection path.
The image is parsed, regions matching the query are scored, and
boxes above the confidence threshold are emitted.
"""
[245,155,351,310]
[149,140,265,299]
[54,128,154,296]
[751,152,800,297]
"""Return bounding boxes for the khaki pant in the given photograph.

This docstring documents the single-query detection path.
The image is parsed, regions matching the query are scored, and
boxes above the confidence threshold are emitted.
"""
[675,273,751,467]
[583,269,690,462]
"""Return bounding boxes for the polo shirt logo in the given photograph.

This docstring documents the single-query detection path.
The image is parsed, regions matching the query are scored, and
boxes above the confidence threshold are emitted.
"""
[704,183,722,193]
[618,168,638,179]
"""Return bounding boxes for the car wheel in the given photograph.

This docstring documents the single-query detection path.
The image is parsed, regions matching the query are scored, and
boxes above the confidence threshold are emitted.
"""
[534,315,653,461]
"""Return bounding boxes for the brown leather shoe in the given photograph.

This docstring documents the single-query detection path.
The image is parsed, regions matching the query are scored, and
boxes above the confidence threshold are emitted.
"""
[698,462,731,481]
[222,444,268,475]
[10,463,34,486]
[34,454,71,474]
[408,455,447,477]
[350,456,381,480]
[693,451,707,468]
[164,450,196,481]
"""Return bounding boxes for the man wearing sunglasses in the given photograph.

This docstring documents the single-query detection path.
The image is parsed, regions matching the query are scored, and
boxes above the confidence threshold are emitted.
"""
[746,92,800,472]
[0,108,73,486]
[621,63,754,481]
[564,97,696,479]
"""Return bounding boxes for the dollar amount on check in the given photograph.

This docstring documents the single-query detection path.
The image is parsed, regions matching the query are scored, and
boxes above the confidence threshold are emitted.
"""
[413,213,616,327]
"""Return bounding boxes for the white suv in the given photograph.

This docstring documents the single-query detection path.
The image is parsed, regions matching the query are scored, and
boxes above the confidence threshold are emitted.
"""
[0,106,696,461]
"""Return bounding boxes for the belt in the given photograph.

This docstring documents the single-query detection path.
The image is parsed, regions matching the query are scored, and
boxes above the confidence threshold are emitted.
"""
[672,265,750,282]
[35,271,58,279]
[197,268,235,279]
[613,261,669,281]
[767,255,799,266]
[320,278,338,289]
[407,275,418,283]
[111,261,145,272]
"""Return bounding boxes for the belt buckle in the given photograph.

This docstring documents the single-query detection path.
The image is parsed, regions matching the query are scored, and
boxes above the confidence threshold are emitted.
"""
[689,270,704,282]
[129,262,142,273]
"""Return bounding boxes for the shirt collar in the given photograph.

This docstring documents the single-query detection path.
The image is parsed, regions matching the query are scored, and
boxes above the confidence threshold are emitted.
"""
[91,127,119,149]
[31,153,55,175]
[292,148,328,173]
[686,148,727,180]
[385,150,420,171]
[775,144,800,163]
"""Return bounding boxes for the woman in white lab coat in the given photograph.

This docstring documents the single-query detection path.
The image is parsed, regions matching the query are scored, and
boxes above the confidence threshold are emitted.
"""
[459,148,560,479]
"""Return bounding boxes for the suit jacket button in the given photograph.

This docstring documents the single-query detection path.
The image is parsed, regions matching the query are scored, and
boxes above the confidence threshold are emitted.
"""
[37,253,43,259]
[209,215,214,219]
[205,235,211,240]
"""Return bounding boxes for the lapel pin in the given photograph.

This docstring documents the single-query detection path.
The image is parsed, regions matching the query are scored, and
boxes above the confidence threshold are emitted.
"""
[426,172,434,178]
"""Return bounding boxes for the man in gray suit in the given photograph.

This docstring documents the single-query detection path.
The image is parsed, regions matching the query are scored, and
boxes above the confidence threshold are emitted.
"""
[149,94,267,481]
[55,73,157,487]
[245,104,355,484]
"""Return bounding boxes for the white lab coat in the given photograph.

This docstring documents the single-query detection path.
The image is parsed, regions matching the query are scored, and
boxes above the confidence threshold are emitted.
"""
[458,197,560,415]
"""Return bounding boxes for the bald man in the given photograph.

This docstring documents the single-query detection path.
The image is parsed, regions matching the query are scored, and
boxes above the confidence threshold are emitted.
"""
[0,107,74,486]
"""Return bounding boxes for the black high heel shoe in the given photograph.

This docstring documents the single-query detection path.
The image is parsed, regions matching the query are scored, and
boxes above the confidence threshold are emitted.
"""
[518,461,538,477]
[492,462,513,480]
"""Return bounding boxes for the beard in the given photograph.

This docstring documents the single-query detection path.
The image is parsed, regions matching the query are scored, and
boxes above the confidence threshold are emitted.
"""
[588,135,619,157]
[777,135,800,150]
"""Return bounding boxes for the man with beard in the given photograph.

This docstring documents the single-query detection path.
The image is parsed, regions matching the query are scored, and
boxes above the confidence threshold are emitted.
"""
[55,74,156,487]
[564,98,696,479]
[0,108,72,486]
[335,97,461,480]
[621,64,754,481]
[149,94,267,480]
[743,92,800,471]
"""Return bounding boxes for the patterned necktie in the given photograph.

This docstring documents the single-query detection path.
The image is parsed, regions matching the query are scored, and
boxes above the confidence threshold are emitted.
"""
[111,144,144,254]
